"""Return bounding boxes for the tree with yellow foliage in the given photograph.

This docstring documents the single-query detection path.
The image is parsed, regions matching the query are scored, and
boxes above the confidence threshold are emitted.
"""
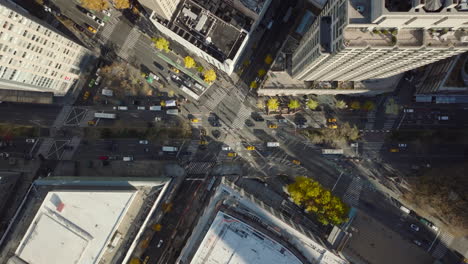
[258,68,266,77]
[350,101,361,110]
[113,0,130,9]
[129,258,141,264]
[152,37,170,52]
[250,81,258,89]
[267,98,279,113]
[287,176,349,226]
[184,56,196,69]
[204,69,217,83]
[288,99,301,111]
[264,54,273,65]
[80,0,109,11]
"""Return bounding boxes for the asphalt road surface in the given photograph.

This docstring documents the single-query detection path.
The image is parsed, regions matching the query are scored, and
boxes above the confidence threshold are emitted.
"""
[0,102,61,126]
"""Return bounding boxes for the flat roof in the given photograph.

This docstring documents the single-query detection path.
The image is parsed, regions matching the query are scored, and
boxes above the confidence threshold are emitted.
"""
[15,190,136,264]
[191,212,303,264]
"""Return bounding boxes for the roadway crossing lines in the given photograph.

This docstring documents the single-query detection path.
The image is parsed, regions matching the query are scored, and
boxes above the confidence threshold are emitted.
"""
[231,103,251,129]
[99,16,120,42]
[185,161,216,175]
[432,232,454,259]
[52,105,72,128]
[203,88,228,110]
[343,176,363,207]
[117,28,140,60]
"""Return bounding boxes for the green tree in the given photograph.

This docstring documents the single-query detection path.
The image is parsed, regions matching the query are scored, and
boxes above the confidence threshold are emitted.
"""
[196,65,204,73]
[307,99,319,110]
[288,99,301,111]
[350,101,361,110]
[184,56,196,68]
[80,0,109,11]
[267,98,279,112]
[335,100,347,109]
[204,69,217,83]
[153,37,170,52]
[362,100,375,111]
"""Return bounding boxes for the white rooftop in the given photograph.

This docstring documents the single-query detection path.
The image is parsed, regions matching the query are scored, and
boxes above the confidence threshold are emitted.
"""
[15,190,136,264]
[191,211,303,264]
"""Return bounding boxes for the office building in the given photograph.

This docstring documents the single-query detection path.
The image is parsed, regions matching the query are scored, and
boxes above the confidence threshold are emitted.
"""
[0,1,92,95]
[292,0,468,82]
[139,0,180,20]
[0,177,171,264]
[150,0,272,75]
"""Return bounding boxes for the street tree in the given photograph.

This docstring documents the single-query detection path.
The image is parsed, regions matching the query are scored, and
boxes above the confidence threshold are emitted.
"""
[250,81,258,89]
[307,99,319,110]
[258,68,266,77]
[80,0,109,11]
[267,98,280,112]
[204,69,217,83]
[287,176,349,226]
[113,0,131,9]
[350,101,361,110]
[288,99,301,111]
[152,37,170,52]
[129,258,141,264]
[264,54,273,65]
[184,56,196,68]
[362,100,375,111]
[335,100,347,109]
[196,65,204,73]
[152,223,162,231]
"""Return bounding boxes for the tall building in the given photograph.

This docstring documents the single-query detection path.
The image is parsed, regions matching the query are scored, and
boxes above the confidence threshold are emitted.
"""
[139,0,180,20]
[292,0,468,82]
[0,1,92,95]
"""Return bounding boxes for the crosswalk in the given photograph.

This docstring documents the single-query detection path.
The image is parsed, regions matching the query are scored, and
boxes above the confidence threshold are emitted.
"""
[99,16,120,42]
[343,176,363,207]
[185,161,217,175]
[117,28,140,60]
[231,103,251,129]
[432,232,454,259]
[204,87,228,110]
[52,105,72,128]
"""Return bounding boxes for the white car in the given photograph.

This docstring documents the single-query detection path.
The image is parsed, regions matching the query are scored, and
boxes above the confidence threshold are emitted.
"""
[26,139,35,143]
[86,12,96,19]
[139,140,149,144]
[157,239,163,248]
[413,240,422,246]
[94,17,105,27]
[404,108,414,113]
[44,6,52,12]
[102,9,111,17]
[222,146,232,151]
[398,143,407,148]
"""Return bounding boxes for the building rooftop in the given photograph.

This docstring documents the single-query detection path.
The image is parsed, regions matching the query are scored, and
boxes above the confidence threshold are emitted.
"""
[348,0,371,24]
[191,212,303,264]
[16,190,136,264]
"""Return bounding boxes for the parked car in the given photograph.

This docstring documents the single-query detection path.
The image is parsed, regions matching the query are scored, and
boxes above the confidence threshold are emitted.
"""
[157,239,163,248]
[154,62,164,71]
[413,240,422,246]
[102,9,111,16]
[139,140,149,144]
[95,17,105,26]
[222,145,232,151]
[410,224,420,232]
[398,143,407,148]
[26,139,35,143]
[74,24,85,32]
[404,108,414,113]
[86,12,96,19]
[86,25,97,33]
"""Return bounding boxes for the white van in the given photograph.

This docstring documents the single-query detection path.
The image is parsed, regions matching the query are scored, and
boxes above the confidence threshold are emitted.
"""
[438,116,449,121]
[162,146,178,152]
[267,142,280,147]
[166,100,177,107]
[400,206,411,214]
[123,156,133,161]
[137,106,146,110]
[113,106,128,110]
[166,109,179,115]
[150,106,162,111]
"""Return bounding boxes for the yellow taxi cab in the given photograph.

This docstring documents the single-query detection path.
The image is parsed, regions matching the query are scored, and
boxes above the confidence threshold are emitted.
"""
[292,160,301,165]
[268,123,278,129]
[171,67,180,73]
[327,118,337,123]
[227,152,237,157]
[390,148,399,153]
[191,118,200,123]
[87,120,96,126]
[83,91,90,100]
[246,146,255,151]
[87,26,97,33]
[327,124,338,129]
[199,140,208,145]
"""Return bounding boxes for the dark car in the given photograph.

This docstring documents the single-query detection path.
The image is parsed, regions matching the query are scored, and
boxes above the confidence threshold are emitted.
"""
[74,24,85,32]
[251,112,264,122]
[180,151,192,156]
[212,130,221,138]
[154,62,164,71]
[245,119,255,127]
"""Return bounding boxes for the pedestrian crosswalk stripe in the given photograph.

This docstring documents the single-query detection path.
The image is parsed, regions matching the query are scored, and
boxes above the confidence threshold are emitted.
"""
[432,232,454,259]
[343,177,363,207]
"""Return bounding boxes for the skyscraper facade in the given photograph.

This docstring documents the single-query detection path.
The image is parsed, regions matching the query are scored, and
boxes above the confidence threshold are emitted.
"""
[292,0,468,81]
